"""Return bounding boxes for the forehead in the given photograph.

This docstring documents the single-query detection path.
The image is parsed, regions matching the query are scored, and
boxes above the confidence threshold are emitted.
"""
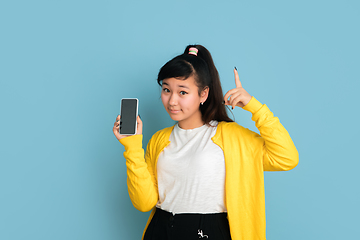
[162,76,197,88]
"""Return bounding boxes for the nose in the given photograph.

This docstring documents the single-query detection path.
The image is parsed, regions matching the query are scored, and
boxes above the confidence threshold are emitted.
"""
[169,93,177,106]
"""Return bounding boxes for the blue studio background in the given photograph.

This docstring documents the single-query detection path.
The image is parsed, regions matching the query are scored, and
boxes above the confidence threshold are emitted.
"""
[1,0,359,239]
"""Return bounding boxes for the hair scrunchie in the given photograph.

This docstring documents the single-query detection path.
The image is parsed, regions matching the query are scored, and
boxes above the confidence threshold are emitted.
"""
[188,47,198,56]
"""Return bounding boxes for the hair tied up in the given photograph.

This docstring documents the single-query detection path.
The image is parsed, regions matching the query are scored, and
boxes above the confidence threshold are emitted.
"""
[188,47,198,56]
[157,44,234,124]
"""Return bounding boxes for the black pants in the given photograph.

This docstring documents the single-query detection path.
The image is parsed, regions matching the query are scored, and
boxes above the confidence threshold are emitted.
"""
[144,208,232,240]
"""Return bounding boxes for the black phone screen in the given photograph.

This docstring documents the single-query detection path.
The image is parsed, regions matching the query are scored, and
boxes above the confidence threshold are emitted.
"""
[120,98,138,135]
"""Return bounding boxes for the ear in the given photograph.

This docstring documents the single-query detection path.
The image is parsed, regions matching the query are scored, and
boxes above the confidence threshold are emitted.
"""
[200,87,209,103]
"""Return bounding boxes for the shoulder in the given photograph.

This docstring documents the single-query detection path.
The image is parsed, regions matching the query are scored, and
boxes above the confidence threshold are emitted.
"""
[216,121,258,138]
[152,126,174,139]
[148,125,174,147]
[213,121,261,153]
[217,121,246,132]
[145,125,174,155]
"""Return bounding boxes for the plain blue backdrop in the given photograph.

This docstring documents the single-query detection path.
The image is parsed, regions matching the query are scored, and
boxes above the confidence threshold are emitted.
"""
[1,0,359,239]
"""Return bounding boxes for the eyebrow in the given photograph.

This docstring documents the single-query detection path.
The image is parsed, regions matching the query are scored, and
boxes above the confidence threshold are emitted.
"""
[178,85,189,89]
[162,82,190,89]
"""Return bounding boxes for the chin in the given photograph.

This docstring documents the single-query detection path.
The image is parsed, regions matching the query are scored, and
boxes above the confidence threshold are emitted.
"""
[168,114,182,122]
[170,116,181,121]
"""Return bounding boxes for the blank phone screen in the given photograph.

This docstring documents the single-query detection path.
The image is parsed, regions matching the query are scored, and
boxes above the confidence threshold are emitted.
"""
[120,99,138,135]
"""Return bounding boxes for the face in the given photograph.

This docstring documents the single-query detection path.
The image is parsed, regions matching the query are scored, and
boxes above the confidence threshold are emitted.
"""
[161,76,209,129]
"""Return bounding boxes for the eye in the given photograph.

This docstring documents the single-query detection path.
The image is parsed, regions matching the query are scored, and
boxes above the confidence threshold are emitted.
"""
[180,91,187,95]
[162,88,170,93]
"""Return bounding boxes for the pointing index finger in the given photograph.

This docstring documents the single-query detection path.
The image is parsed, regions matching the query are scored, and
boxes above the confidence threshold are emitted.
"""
[234,67,242,88]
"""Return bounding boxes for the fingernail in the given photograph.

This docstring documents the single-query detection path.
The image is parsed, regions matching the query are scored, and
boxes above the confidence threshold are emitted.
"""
[234,66,237,71]
[232,106,234,110]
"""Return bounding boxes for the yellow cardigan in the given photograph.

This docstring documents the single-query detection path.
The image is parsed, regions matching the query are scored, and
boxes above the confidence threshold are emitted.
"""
[119,97,298,240]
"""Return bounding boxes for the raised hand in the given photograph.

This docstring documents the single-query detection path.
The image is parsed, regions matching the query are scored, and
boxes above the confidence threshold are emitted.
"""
[113,115,143,141]
[223,68,252,109]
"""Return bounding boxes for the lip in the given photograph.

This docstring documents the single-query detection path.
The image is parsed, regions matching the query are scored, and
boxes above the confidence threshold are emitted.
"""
[169,109,181,113]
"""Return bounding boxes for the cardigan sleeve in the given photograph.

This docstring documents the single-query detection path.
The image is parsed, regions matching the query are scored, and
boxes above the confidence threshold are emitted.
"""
[243,97,299,171]
[119,134,159,212]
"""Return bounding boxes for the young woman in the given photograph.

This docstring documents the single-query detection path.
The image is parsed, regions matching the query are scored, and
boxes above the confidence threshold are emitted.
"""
[113,45,298,240]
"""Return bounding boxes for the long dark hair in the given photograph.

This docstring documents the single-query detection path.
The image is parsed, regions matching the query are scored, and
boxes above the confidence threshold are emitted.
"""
[157,44,233,124]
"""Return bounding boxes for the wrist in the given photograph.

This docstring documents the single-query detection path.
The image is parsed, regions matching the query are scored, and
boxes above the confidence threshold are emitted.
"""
[242,97,262,113]
[119,134,143,151]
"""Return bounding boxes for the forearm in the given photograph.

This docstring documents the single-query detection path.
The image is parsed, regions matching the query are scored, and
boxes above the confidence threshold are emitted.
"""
[244,97,299,171]
[120,135,158,212]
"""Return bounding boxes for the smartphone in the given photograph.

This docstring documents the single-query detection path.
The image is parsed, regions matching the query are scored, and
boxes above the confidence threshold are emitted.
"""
[120,98,138,135]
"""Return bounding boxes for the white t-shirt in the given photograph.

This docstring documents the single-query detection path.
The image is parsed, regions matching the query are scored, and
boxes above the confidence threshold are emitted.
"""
[156,121,227,214]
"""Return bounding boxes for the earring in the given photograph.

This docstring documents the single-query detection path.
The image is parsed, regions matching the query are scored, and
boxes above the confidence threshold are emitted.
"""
[201,102,204,105]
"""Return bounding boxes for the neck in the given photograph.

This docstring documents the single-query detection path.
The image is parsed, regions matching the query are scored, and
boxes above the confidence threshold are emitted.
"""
[178,112,204,130]
[178,121,205,130]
